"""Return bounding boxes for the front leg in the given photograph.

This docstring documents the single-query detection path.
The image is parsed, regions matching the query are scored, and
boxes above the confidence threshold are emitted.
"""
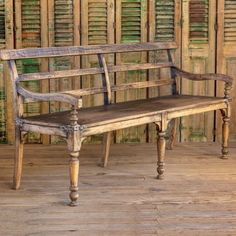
[66,107,83,206]
[155,116,168,180]
[69,150,80,206]
[156,127,166,179]
[221,106,231,159]
[67,133,83,206]
[167,118,177,150]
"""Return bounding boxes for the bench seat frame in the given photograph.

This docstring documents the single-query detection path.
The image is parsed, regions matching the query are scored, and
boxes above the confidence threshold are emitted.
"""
[0,42,233,206]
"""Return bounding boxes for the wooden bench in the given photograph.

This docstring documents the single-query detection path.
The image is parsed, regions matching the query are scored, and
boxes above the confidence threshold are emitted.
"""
[0,42,233,206]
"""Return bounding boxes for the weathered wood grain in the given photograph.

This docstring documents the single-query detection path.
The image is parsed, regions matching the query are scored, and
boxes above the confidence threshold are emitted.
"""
[0,42,178,60]
[18,62,174,81]
[1,143,236,235]
[2,41,232,205]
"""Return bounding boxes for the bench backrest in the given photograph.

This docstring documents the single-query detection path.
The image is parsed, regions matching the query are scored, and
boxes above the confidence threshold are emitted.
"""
[0,42,178,106]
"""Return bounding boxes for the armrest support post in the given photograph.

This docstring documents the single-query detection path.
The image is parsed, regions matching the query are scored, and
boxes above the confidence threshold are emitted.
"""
[224,83,232,100]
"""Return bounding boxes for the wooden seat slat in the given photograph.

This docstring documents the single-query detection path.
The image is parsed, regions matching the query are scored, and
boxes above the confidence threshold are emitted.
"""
[0,42,177,60]
[18,62,174,81]
[22,95,226,128]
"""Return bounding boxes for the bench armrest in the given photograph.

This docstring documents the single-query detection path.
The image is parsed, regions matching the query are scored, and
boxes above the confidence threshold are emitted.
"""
[172,66,233,99]
[172,66,233,85]
[17,84,82,108]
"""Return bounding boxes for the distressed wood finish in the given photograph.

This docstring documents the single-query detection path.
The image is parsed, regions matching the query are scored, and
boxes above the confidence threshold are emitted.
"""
[1,143,236,235]
[0,42,177,60]
[0,42,233,205]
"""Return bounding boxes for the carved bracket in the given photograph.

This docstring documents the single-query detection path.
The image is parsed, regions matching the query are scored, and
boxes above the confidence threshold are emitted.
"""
[15,118,24,128]
[61,124,86,136]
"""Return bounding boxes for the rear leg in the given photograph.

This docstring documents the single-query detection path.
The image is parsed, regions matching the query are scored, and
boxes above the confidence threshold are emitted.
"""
[100,131,112,167]
[155,117,168,180]
[13,127,26,190]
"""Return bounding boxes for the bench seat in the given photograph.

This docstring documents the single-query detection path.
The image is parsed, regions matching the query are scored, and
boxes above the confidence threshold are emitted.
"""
[22,95,227,134]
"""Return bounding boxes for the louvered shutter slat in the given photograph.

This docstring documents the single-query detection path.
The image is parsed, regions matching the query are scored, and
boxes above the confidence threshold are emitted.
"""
[121,0,141,43]
[224,0,236,42]
[0,0,5,142]
[155,0,175,42]
[88,1,107,45]
[55,0,74,47]
[189,0,209,43]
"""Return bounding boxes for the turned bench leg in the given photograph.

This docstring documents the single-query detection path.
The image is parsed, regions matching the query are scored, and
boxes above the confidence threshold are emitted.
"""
[67,136,82,206]
[156,129,166,179]
[69,150,80,206]
[13,127,25,190]
[221,107,230,159]
[66,107,83,206]
[100,132,112,167]
[155,117,168,179]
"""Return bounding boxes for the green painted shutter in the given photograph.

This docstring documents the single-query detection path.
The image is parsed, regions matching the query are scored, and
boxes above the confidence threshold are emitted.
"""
[49,0,75,144]
[181,0,216,142]
[216,0,236,140]
[0,0,6,143]
[16,0,41,143]
[155,0,175,42]
[116,0,147,143]
[189,0,209,43]
[81,0,114,144]
[54,0,74,46]
[88,1,108,45]
[121,0,142,43]
[51,0,74,112]
[0,1,5,45]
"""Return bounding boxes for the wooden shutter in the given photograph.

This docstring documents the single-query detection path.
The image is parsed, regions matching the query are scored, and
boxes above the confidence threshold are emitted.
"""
[14,0,50,143]
[81,0,114,143]
[48,0,80,144]
[120,0,142,43]
[14,0,42,143]
[0,0,13,143]
[49,0,74,113]
[0,0,6,143]
[181,0,216,142]
[115,0,147,143]
[217,0,236,140]
[154,0,176,42]
[148,0,181,142]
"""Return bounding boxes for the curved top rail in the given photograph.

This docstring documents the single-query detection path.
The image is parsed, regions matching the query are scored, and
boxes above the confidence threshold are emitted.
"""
[0,42,177,61]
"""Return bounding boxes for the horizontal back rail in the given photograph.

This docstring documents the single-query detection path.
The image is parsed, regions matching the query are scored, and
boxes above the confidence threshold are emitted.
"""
[0,42,177,60]
[18,62,174,82]
[21,79,174,102]
[65,79,174,97]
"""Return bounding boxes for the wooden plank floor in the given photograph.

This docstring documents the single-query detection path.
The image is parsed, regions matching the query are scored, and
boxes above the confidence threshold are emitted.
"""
[1,143,236,236]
